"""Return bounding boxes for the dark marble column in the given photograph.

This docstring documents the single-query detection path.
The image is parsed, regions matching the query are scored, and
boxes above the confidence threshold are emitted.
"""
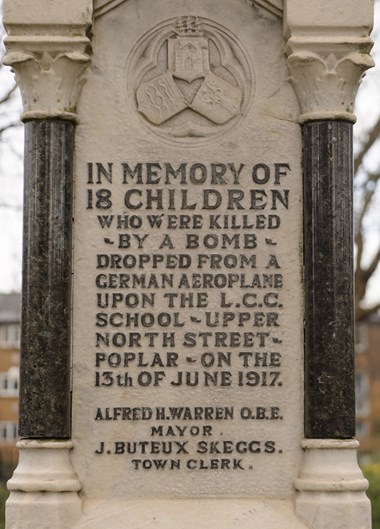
[303,120,355,439]
[19,120,74,438]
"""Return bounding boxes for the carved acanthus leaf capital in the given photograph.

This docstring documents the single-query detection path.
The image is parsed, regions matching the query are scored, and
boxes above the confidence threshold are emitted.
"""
[4,36,91,122]
[286,38,374,123]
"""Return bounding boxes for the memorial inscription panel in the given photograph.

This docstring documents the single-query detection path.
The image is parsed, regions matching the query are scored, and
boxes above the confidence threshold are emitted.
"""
[72,0,303,500]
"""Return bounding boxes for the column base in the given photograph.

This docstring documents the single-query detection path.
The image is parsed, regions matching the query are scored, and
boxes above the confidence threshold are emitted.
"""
[295,439,371,529]
[6,440,81,529]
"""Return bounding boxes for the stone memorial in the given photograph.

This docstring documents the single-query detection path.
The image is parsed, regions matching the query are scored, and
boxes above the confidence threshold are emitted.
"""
[2,1,374,528]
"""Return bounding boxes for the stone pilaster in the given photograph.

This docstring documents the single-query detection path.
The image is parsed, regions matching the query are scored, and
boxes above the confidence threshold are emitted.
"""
[285,25,373,529]
[285,31,373,438]
[19,119,74,438]
[3,19,91,439]
[285,21,373,433]
[302,119,355,439]
[3,9,92,529]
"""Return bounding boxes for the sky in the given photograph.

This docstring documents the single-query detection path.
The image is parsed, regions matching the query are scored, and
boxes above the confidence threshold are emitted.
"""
[0,7,379,309]
[0,63,23,294]
[354,4,380,308]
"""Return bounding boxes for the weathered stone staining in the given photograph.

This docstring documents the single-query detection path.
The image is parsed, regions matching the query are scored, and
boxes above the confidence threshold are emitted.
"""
[2,0,374,529]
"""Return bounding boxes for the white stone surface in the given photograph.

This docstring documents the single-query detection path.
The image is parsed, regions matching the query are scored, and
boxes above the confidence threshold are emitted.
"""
[71,0,303,503]
[6,441,81,529]
[2,0,374,528]
[286,36,374,123]
[285,0,373,34]
[295,440,371,529]
[75,499,310,529]
[3,0,92,26]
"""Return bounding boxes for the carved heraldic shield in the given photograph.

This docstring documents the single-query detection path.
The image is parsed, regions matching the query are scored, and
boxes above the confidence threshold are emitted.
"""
[130,16,252,139]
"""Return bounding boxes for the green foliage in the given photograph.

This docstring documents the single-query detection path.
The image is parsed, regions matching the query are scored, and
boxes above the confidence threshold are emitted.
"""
[363,462,380,529]
[0,483,8,529]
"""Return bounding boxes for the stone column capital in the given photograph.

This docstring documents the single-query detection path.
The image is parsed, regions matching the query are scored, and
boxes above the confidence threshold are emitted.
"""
[285,36,374,123]
[3,31,91,122]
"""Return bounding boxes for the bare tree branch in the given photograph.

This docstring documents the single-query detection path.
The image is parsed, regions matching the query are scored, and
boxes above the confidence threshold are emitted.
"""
[355,117,380,173]
[0,122,21,135]
[360,173,379,223]
[0,203,22,210]
[354,175,379,273]
[365,246,380,280]
[0,83,17,106]
[355,228,364,273]
[356,303,380,322]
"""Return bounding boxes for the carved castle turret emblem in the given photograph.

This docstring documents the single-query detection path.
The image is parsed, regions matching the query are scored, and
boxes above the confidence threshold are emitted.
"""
[128,16,253,142]
[168,17,209,82]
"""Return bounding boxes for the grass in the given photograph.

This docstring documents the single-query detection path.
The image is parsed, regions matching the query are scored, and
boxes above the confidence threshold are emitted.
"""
[0,484,8,529]
[362,461,380,529]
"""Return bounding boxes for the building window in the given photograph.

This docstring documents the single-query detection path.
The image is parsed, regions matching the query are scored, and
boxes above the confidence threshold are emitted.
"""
[0,367,19,397]
[0,324,20,348]
[373,420,380,436]
[355,373,369,418]
[355,323,368,354]
[0,422,18,443]
[356,421,368,437]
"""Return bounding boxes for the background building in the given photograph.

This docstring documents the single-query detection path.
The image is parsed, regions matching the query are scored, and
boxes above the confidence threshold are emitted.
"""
[0,294,20,482]
[0,291,378,483]
[356,314,380,454]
